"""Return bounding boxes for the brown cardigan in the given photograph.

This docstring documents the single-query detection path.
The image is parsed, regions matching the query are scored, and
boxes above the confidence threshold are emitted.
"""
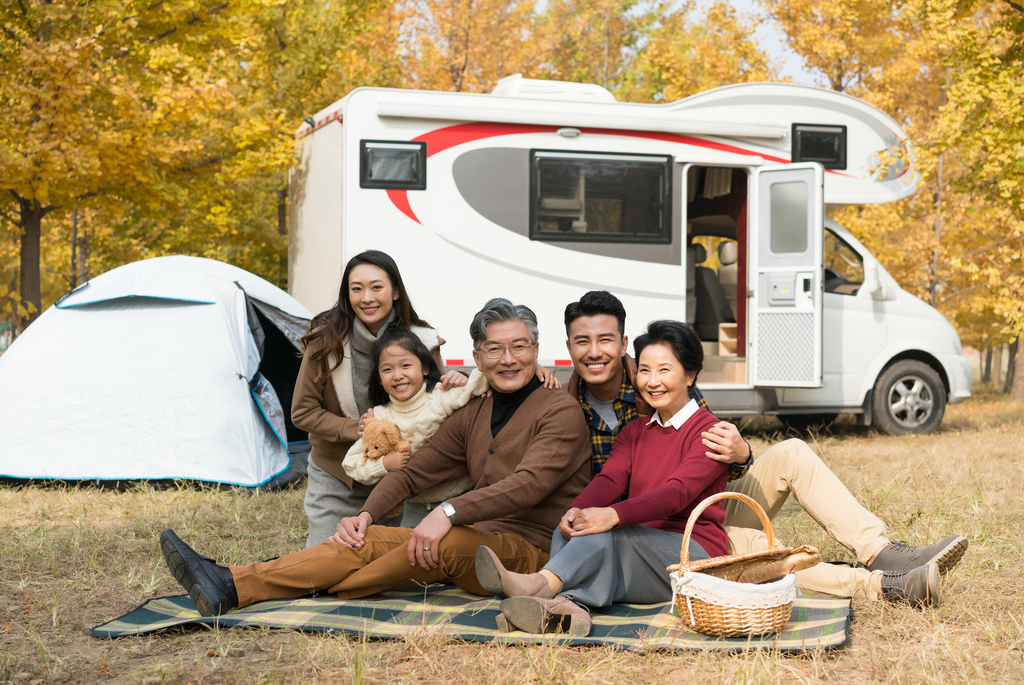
[564,353,653,416]
[291,336,446,487]
[361,387,592,552]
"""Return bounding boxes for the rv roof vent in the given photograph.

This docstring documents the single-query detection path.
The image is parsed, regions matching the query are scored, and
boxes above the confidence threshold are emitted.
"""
[491,74,617,103]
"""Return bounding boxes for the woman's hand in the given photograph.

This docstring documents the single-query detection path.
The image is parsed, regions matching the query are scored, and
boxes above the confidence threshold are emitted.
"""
[568,507,619,537]
[439,370,468,390]
[357,408,375,437]
[536,366,562,389]
[329,511,374,547]
[701,421,751,464]
[558,507,582,539]
[382,449,411,472]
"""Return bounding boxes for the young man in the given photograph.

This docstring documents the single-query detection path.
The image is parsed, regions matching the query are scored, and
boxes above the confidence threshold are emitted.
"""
[558,291,967,606]
[160,298,592,615]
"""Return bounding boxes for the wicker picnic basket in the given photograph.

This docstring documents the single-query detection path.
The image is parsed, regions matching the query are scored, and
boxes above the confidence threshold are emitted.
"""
[667,492,820,638]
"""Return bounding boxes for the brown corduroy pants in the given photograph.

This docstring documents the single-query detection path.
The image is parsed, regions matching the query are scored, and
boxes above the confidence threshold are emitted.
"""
[231,525,548,608]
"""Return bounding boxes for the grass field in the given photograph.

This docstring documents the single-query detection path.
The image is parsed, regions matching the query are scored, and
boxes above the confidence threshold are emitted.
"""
[2,391,1022,684]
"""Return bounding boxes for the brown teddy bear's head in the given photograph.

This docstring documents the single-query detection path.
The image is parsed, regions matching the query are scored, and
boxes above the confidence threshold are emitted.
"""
[362,418,404,460]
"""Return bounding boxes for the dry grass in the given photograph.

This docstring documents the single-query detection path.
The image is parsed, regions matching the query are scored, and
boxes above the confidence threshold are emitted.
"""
[2,391,1023,684]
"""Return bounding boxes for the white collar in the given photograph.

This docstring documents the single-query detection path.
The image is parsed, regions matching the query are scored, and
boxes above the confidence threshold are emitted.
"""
[648,399,699,431]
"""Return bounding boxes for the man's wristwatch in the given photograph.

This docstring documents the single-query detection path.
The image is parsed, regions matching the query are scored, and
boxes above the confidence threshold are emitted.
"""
[440,501,457,526]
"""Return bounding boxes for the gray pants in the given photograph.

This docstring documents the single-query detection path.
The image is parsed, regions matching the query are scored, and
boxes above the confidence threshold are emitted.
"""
[544,525,709,608]
[303,458,399,548]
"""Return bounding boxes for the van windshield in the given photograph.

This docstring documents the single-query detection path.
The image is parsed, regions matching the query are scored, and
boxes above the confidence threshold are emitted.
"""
[824,229,864,295]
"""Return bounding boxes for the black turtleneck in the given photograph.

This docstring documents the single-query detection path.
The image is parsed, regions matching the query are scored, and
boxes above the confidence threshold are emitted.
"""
[490,375,543,437]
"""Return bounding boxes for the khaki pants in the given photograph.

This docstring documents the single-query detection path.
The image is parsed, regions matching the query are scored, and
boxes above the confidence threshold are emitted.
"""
[724,439,887,598]
[232,525,548,608]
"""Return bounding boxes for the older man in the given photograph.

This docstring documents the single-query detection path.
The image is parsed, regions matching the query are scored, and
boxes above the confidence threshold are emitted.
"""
[160,298,591,615]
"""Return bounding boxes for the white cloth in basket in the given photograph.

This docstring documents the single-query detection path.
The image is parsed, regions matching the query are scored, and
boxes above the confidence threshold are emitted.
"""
[670,570,798,616]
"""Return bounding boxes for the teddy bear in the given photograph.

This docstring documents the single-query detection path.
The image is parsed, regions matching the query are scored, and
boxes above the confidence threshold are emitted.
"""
[360,417,412,463]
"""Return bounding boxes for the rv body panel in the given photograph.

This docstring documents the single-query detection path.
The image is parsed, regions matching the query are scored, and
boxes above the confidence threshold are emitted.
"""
[288,79,969,431]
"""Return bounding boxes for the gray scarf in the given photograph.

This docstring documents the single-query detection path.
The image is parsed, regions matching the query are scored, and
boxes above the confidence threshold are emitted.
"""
[349,308,397,416]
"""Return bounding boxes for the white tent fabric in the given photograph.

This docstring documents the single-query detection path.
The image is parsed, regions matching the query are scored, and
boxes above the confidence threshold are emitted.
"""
[0,256,313,487]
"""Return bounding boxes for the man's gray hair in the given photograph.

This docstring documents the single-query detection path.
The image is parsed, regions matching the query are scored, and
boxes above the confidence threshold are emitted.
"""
[469,298,540,349]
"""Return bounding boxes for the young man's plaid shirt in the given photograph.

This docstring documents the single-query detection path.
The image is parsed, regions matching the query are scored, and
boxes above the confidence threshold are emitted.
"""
[576,371,751,480]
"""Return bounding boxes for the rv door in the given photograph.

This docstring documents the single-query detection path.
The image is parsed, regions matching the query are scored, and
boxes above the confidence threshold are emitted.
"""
[748,163,824,388]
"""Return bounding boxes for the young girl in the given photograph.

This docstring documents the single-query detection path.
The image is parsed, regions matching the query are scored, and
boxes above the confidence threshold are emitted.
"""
[342,324,489,528]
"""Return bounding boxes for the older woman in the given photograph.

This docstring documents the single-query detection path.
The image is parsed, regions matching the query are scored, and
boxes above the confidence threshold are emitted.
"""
[475,320,729,636]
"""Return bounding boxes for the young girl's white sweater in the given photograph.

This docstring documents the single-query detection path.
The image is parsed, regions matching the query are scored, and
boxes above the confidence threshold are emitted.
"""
[342,369,489,497]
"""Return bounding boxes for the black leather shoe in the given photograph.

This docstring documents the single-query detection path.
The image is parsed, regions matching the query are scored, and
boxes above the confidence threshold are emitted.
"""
[160,529,238,616]
[868,535,968,575]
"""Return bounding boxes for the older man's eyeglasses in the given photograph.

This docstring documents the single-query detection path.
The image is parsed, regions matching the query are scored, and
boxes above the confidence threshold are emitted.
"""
[479,342,535,359]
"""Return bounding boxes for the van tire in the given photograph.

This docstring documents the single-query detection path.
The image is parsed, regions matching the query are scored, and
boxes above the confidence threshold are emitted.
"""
[872,360,946,435]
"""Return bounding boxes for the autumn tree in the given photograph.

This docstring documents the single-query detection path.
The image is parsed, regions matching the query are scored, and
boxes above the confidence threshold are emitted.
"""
[640,1,780,103]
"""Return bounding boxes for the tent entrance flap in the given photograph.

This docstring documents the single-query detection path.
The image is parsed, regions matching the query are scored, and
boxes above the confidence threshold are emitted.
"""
[251,301,308,443]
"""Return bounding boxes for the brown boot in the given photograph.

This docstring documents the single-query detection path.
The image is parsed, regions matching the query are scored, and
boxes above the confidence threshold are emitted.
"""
[499,596,592,637]
[475,546,554,600]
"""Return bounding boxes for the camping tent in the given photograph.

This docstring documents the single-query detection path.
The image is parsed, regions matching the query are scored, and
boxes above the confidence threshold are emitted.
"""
[0,256,314,488]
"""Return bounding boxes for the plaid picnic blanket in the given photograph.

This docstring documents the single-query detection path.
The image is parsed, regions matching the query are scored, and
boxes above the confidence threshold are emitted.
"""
[93,586,850,652]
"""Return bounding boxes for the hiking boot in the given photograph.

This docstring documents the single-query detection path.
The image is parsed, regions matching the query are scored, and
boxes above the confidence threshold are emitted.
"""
[499,596,592,637]
[475,546,554,600]
[868,535,968,575]
[879,563,940,607]
[160,529,238,617]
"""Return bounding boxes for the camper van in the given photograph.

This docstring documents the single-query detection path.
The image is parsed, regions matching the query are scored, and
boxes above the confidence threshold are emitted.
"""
[288,75,971,435]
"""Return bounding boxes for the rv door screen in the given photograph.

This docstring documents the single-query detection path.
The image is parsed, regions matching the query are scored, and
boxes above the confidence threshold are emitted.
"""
[750,163,824,387]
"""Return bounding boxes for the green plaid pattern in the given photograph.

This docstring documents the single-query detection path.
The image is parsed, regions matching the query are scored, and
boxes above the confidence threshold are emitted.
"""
[91,586,851,652]
[577,375,751,480]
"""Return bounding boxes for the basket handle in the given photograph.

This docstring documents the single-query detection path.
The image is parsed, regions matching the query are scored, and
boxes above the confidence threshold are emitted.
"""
[679,492,775,566]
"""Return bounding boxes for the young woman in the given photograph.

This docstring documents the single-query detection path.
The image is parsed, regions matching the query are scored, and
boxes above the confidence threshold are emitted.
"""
[293,250,463,547]
[340,325,489,529]
[474,320,730,636]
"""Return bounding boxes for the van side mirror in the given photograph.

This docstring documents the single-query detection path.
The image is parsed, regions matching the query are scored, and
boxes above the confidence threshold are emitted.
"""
[864,262,885,299]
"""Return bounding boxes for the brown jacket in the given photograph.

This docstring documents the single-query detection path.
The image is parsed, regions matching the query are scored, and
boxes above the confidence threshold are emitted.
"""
[565,354,653,416]
[292,336,445,486]
[362,387,592,552]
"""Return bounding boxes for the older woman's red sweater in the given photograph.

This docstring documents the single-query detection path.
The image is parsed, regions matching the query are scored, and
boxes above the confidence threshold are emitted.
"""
[570,405,729,557]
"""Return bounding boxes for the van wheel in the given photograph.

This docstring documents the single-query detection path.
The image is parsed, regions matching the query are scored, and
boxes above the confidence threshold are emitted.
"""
[782,414,838,433]
[872,360,946,435]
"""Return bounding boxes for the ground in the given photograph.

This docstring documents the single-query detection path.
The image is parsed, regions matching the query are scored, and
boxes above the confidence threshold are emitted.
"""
[1,390,1022,684]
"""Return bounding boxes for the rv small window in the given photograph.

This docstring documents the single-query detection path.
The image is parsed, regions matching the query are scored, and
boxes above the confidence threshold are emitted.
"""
[530,150,671,244]
[824,229,864,295]
[360,140,426,190]
[792,124,847,170]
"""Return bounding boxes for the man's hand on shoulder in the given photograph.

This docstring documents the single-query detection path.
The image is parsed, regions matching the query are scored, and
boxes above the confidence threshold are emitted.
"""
[701,421,751,464]
[407,506,453,570]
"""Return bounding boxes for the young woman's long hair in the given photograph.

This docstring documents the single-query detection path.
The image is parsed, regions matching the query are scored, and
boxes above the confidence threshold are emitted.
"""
[367,322,442,406]
[301,250,431,374]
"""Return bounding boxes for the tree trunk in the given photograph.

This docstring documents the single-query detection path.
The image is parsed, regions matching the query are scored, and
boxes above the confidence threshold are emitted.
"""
[991,344,1003,388]
[77,228,89,283]
[277,188,288,289]
[69,207,78,290]
[1012,338,1024,403]
[17,196,45,328]
[1005,339,1019,395]
[982,347,992,385]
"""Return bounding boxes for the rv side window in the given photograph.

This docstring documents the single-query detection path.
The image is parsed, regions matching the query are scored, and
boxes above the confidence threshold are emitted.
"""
[791,124,847,170]
[360,140,427,190]
[824,229,864,295]
[530,151,671,243]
